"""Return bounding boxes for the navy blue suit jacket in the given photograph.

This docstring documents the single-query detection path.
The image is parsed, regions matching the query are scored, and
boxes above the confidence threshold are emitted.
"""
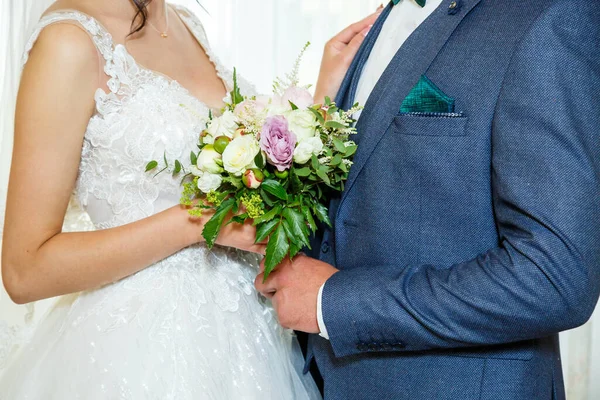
[308,0,600,399]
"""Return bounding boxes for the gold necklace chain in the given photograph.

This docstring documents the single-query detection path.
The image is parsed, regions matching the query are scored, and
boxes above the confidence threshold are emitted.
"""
[147,3,170,38]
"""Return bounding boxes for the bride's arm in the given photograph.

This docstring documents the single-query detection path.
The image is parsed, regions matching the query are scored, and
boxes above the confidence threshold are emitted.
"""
[1,25,257,305]
[313,7,383,104]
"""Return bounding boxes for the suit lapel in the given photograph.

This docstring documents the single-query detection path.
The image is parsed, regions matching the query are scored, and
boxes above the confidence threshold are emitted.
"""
[339,0,482,211]
[335,2,394,109]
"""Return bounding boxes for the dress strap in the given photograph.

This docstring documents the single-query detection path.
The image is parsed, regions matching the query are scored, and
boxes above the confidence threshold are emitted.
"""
[22,10,115,69]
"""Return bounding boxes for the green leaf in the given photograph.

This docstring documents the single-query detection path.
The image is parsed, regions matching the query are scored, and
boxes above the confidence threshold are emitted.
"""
[330,154,343,166]
[289,242,301,259]
[294,167,311,177]
[173,160,182,175]
[253,204,282,225]
[283,207,308,246]
[254,152,265,169]
[145,160,158,172]
[255,219,279,244]
[228,212,248,225]
[260,189,275,207]
[308,107,325,124]
[316,169,331,186]
[313,203,331,227]
[325,121,348,130]
[231,67,245,106]
[302,205,317,233]
[289,101,299,110]
[261,179,288,201]
[344,145,358,157]
[332,137,346,153]
[263,223,290,279]
[190,151,198,166]
[311,154,320,170]
[202,198,235,248]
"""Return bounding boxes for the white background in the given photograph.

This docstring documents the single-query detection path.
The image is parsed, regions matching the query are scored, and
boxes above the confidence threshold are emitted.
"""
[1,0,599,398]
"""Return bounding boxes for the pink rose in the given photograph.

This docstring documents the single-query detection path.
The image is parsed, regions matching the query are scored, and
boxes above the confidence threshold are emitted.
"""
[281,86,314,109]
[260,116,297,171]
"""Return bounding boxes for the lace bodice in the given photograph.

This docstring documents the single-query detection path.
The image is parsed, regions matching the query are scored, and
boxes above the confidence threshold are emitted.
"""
[23,6,255,230]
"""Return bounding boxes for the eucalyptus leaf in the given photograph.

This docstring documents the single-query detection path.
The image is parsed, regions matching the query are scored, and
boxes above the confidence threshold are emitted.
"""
[173,160,182,175]
[332,137,346,153]
[325,121,348,130]
[316,169,330,186]
[344,145,358,157]
[330,154,343,166]
[145,160,158,172]
[294,167,311,177]
[190,151,198,166]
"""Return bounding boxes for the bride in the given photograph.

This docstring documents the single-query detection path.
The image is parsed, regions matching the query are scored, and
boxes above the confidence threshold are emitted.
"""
[0,0,377,398]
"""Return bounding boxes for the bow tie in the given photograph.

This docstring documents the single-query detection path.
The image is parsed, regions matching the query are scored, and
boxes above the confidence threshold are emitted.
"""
[392,0,426,7]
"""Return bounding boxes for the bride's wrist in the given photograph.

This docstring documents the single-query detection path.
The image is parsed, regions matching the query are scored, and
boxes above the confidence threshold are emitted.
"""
[170,204,207,247]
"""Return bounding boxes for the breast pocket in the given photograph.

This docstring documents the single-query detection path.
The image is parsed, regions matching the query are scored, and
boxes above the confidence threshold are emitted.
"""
[393,112,469,137]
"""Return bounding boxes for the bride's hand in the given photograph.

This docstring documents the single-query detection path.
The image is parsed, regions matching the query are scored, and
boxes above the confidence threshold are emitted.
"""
[215,216,267,255]
[313,6,384,104]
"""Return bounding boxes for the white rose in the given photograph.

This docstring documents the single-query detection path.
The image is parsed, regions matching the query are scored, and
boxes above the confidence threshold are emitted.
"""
[267,95,292,116]
[197,172,223,194]
[206,110,239,139]
[197,145,223,174]
[222,135,261,176]
[287,109,318,142]
[293,137,324,164]
[190,165,203,177]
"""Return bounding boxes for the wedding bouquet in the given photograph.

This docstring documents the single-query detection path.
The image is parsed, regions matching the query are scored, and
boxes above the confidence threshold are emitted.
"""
[146,45,361,277]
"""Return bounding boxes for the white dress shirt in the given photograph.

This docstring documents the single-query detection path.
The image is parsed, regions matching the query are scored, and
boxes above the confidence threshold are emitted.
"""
[317,0,443,340]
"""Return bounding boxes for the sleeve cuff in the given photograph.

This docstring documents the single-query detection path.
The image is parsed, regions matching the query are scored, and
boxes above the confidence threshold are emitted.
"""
[317,283,330,340]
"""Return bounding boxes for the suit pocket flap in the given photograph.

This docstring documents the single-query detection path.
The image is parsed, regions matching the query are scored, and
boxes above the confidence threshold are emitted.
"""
[393,113,468,137]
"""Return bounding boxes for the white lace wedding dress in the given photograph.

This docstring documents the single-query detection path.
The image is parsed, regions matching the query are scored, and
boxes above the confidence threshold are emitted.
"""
[0,6,320,400]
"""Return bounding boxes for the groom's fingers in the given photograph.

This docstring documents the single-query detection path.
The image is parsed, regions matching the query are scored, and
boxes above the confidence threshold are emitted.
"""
[254,272,278,298]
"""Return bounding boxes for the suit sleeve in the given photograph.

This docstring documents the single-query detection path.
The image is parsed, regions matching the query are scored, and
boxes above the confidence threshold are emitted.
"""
[321,0,600,358]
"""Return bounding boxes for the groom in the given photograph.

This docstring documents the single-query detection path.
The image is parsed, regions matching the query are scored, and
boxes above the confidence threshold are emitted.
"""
[256,0,600,398]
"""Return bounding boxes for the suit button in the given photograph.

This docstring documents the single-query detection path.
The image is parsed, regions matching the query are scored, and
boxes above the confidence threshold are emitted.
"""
[381,343,392,351]
[321,242,330,254]
[449,1,457,8]
[357,343,368,351]
[368,343,379,352]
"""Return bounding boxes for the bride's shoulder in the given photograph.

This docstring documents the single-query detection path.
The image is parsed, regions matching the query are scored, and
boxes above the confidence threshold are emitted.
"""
[23,12,100,74]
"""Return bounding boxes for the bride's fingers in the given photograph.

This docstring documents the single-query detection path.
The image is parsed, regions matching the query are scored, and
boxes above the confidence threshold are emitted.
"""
[341,25,371,61]
[334,8,382,45]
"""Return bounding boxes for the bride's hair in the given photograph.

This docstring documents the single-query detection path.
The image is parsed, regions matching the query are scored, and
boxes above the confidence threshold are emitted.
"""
[130,0,152,35]
[130,0,203,35]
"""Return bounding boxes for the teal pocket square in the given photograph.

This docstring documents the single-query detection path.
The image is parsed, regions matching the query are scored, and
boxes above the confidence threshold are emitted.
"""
[400,75,455,113]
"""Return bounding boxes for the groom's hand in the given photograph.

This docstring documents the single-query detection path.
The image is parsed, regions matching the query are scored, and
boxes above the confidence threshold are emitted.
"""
[255,255,339,333]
